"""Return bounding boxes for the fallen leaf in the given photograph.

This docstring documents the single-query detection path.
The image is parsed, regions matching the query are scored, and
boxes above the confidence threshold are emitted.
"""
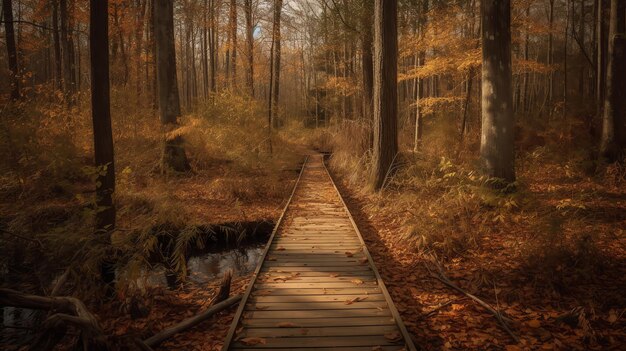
[344,296,367,305]
[329,273,339,278]
[277,246,286,251]
[527,319,541,328]
[505,345,522,351]
[352,279,364,285]
[607,309,618,323]
[345,251,354,257]
[384,332,401,341]
[240,337,266,346]
[277,322,298,328]
[359,257,368,264]
[256,306,270,310]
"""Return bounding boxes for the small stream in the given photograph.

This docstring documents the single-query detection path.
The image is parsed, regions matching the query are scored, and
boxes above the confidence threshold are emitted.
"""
[0,220,274,348]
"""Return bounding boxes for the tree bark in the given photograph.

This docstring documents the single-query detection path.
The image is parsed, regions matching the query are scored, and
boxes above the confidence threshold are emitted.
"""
[228,0,237,89]
[600,0,626,160]
[480,0,516,184]
[2,0,20,99]
[361,0,374,122]
[244,0,254,97]
[370,0,398,191]
[154,0,190,172]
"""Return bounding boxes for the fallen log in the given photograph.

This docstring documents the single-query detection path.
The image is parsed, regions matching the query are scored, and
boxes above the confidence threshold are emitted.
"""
[424,257,520,343]
[144,270,239,348]
[144,294,242,348]
[0,288,110,350]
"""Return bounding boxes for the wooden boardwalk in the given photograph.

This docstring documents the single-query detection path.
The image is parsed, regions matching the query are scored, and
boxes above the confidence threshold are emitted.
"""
[223,155,416,350]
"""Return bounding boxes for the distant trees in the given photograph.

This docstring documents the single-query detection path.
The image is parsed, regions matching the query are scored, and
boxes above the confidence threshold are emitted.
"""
[369,0,398,191]
[154,0,190,172]
[480,0,515,184]
[2,0,19,100]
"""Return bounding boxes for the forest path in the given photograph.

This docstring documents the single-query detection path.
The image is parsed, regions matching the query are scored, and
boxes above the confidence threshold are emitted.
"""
[222,154,416,350]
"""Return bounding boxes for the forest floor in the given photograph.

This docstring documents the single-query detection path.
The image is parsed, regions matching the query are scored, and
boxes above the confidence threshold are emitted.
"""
[2,126,625,350]
[329,158,626,351]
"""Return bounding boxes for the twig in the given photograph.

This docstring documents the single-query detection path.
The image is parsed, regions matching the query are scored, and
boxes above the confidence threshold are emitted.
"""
[424,257,520,343]
[423,298,461,318]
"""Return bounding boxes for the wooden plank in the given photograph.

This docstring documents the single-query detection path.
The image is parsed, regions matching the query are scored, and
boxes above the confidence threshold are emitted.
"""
[245,301,389,311]
[254,282,378,289]
[233,347,404,351]
[262,266,371,272]
[241,317,397,328]
[251,288,382,295]
[242,309,391,319]
[249,294,386,303]
[259,270,372,277]
[231,335,403,348]
[240,325,399,337]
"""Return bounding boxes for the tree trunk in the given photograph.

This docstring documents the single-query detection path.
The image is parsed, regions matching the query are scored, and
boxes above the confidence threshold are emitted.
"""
[361,0,374,122]
[480,0,516,184]
[268,0,283,132]
[244,0,254,97]
[154,0,190,172]
[52,0,62,92]
[548,0,555,116]
[597,0,608,119]
[228,0,237,89]
[2,0,20,100]
[370,0,398,191]
[90,0,116,287]
[600,0,626,160]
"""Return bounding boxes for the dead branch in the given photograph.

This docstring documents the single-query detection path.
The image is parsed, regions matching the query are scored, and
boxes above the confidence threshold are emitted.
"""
[143,270,239,348]
[0,288,110,350]
[423,258,520,343]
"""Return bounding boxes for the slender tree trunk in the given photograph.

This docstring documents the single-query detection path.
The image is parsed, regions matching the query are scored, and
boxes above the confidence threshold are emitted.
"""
[89,0,116,285]
[269,0,283,129]
[548,0,555,116]
[370,0,398,191]
[597,0,607,119]
[600,0,626,160]
[154,0,190,172]
[361,1,374,122]
[2,0,20,100]
[228,0,237,89]
[244,0,254,97]
[52,0,62,92]
[480,0,515,184]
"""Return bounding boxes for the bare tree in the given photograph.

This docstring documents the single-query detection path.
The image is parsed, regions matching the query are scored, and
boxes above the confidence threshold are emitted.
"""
[267,0,283,153]
[244,0,255,97]
[89,0,116,285]
[480,0,516,184]
[600,0,626,161]
[369,0,398,191]
[2,0,20,99]
[154,0,191,172]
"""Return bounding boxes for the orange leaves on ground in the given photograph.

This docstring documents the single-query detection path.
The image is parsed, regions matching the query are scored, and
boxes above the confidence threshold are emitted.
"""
[239,337,266,346]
